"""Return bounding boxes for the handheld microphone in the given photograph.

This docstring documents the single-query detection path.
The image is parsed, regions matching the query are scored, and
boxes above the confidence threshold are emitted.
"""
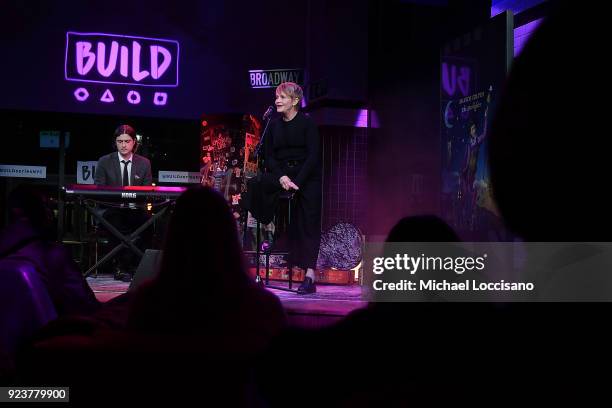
[263,105,274,121]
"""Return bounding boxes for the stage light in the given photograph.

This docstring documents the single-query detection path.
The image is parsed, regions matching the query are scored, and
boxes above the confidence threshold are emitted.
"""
[201,120,208,127]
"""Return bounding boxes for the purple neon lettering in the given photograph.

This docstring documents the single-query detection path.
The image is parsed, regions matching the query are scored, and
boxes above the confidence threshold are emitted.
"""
[150,45,171,79]
[97,41,119,77]
[120,45,129,77]
[131,42,149,82]
[65,32,179,87]
[76,42,95,75]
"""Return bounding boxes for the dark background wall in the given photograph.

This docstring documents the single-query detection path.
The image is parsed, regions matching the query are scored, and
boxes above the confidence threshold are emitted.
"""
[306,1,369,104]
[366,0,492,236]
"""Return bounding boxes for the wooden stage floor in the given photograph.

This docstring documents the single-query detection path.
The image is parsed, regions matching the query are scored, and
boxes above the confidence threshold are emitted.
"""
[87,275,368,328]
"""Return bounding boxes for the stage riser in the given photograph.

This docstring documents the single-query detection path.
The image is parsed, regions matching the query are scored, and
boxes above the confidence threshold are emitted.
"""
[247,268,354,285]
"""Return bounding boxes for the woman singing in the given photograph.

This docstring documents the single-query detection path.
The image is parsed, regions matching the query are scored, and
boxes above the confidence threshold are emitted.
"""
[265,82,321,294]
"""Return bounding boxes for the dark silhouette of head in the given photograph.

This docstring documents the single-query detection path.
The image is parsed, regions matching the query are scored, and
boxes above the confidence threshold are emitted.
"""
[7,185,53,233]
[488,3,606,241]
[156,186,252,300]
[386,215,460,242]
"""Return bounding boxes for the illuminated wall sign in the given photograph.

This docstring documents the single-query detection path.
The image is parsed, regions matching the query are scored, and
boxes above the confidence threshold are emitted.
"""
[65,32,179,86]
[249,68,303,89]
[65,32,179,107]
[0,165,47,179]
[158,171,201,184]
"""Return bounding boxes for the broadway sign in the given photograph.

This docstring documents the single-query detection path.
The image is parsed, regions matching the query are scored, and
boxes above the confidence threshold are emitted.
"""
[249,68,303,89]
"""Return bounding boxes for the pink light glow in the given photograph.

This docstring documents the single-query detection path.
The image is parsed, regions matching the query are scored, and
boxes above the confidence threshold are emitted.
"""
[153,92,168,106]
[354,109,369,128]
[74,87,89,101]
[100,89,114,103]
[127,90,141,104]
[67,184,187,193]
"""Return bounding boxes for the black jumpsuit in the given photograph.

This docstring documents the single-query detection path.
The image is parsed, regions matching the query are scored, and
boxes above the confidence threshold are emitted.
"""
[265,111,322,270]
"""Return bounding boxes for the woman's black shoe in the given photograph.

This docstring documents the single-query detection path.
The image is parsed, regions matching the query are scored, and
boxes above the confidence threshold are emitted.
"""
[297,277,316,294]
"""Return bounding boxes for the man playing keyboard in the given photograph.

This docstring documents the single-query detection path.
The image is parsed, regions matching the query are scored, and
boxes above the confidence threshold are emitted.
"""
[94,124,152,282]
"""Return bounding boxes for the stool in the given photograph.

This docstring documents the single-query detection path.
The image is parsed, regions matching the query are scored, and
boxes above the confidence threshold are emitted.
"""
[255,190,296,292]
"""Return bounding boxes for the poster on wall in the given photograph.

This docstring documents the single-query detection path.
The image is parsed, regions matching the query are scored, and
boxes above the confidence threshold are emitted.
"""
[199,114,261,244]
[441,88,499,235]
[244,132,259,177]
[439,11,513,240]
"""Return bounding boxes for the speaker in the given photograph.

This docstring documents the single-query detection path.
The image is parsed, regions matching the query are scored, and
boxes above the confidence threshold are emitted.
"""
[129,249,162,291]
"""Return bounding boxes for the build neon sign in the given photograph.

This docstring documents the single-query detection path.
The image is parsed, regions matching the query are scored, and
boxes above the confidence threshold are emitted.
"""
[65,32,179,106]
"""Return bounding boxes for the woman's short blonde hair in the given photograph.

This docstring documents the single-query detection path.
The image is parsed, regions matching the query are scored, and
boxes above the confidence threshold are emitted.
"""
[276,82,303,110]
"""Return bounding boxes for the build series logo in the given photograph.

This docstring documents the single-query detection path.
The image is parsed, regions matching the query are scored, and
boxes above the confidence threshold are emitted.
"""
[65,32,179,107]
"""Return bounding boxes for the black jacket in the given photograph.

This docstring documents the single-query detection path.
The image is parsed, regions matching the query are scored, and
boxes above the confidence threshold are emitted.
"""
[94,153,152,186]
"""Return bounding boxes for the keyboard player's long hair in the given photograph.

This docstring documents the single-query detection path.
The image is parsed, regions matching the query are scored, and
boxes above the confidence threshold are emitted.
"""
[129,186,255,331]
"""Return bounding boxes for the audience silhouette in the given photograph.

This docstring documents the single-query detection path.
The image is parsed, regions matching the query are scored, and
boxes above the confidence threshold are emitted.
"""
[18,187,286,405]
[1,186,99,381]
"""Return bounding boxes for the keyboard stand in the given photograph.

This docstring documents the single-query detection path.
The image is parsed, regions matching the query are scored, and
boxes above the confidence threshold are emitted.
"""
[80,198,172,277]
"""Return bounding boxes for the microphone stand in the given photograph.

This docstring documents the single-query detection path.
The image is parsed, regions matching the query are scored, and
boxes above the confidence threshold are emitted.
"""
[252,112,273,286]
[254,112,273,173]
